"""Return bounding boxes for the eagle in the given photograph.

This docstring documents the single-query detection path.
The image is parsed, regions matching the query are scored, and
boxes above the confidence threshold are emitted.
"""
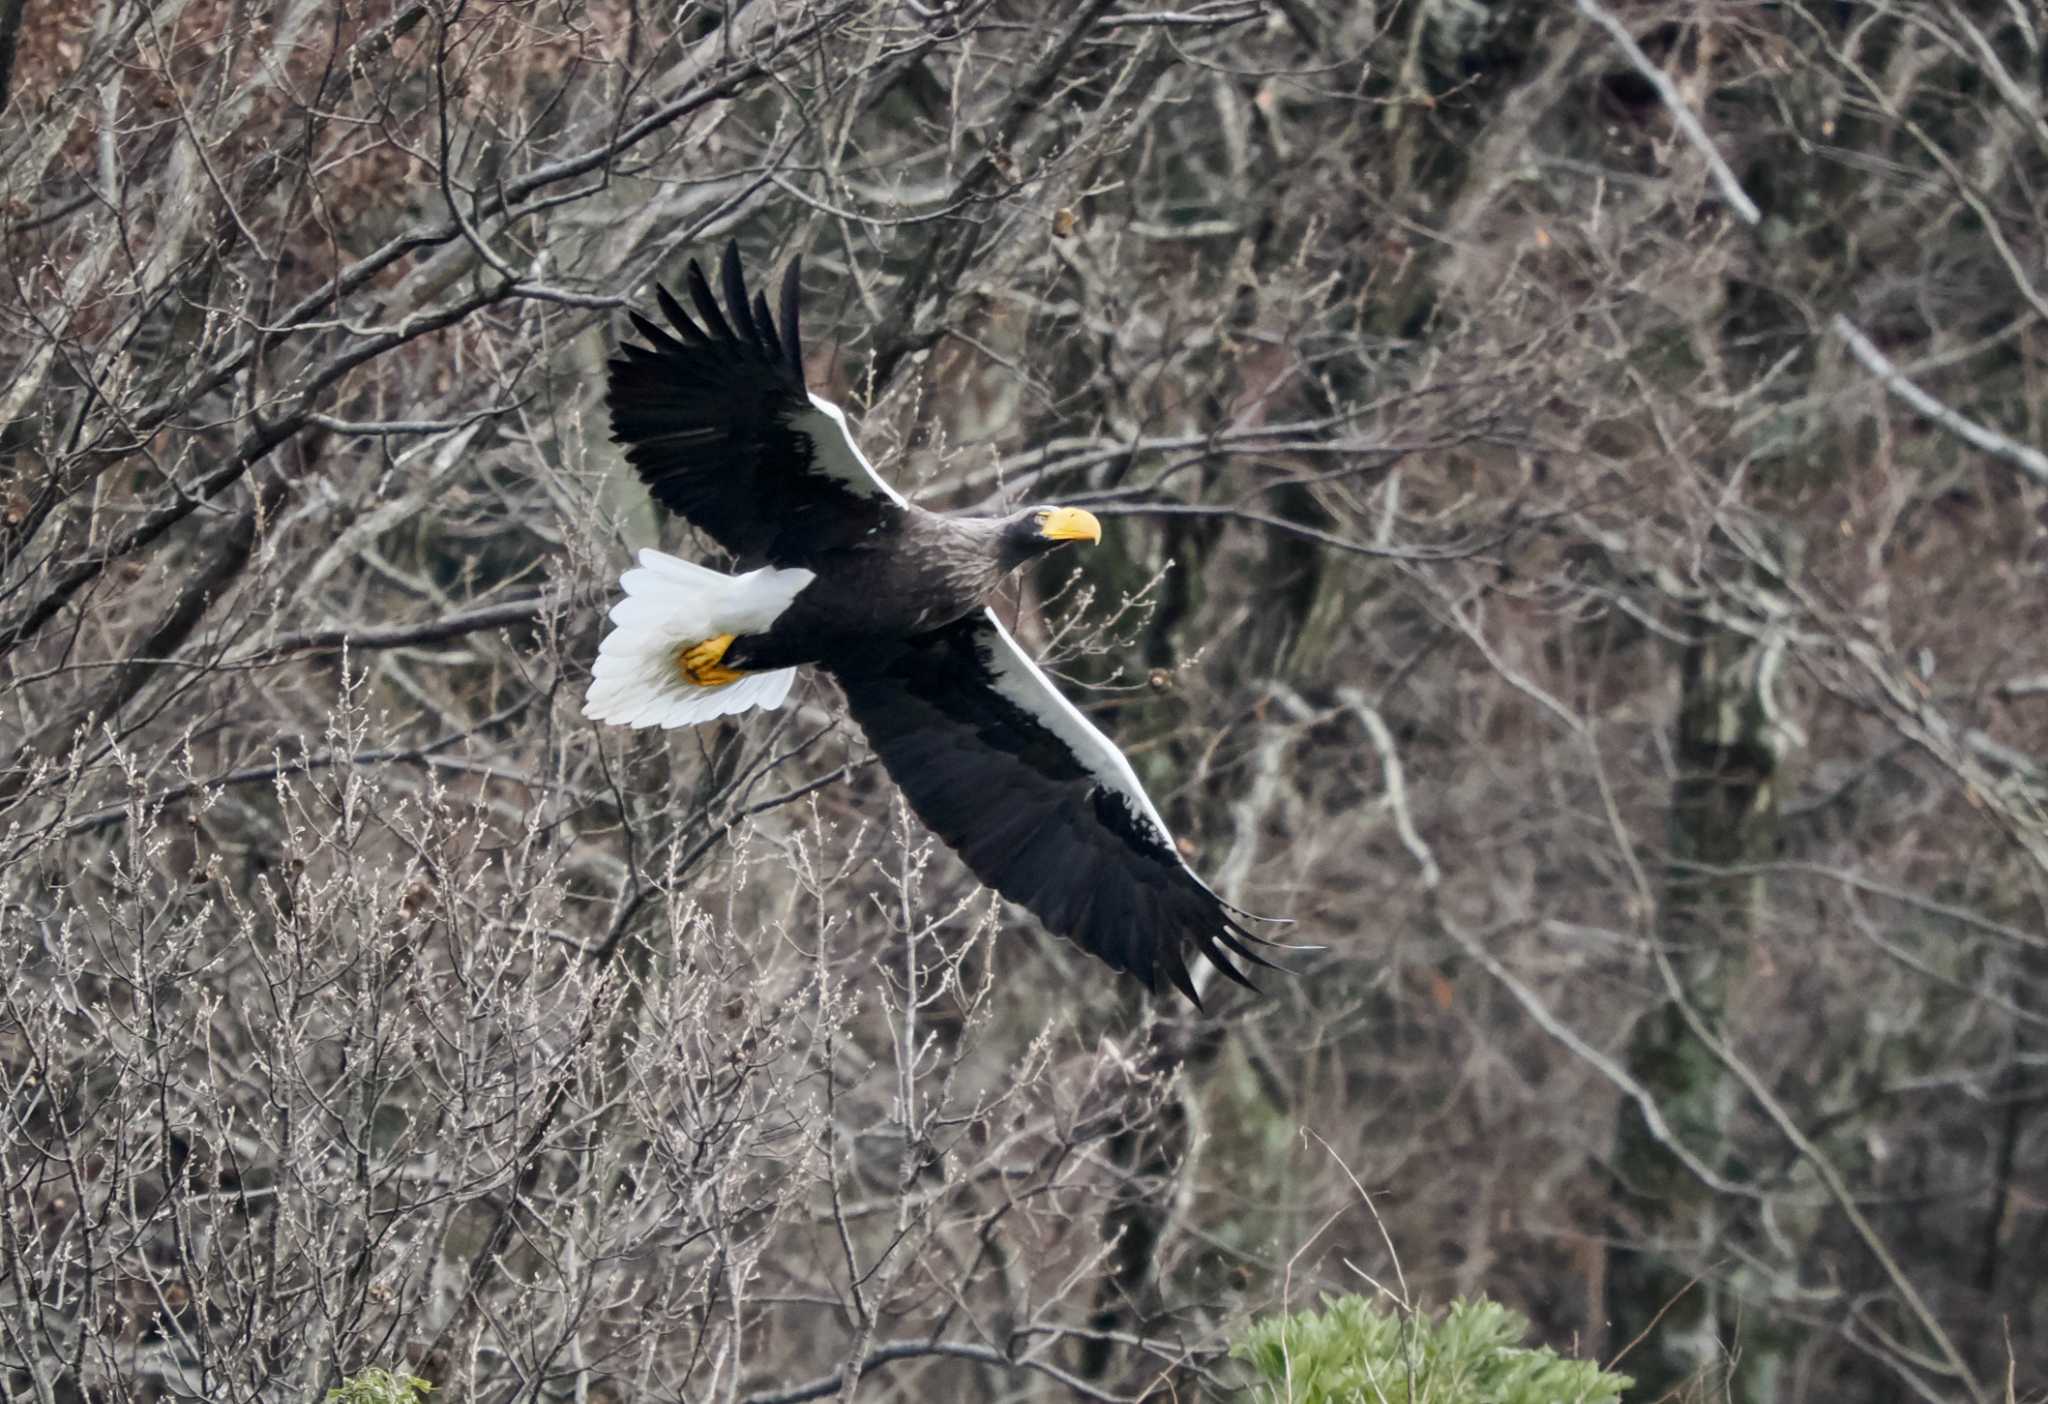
[584,242,1288,1003]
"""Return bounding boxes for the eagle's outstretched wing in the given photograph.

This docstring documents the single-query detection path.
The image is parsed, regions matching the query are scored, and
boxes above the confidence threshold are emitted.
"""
[831,611,1286,1003]
[607,241,907,565]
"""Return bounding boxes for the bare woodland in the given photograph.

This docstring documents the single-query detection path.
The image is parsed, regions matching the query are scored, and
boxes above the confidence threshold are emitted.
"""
[1,1,2044,1400]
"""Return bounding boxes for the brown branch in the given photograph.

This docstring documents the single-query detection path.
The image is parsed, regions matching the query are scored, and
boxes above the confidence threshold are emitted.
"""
[5,0,859,565]
[871,0,1124,390]
[231,597,548,666]
[1648,938,1988,1400]
[1571,0,2048,487]
[22,696,538,852]
[1089,501,1491,561]
[0,478,285,812]
[0,260,533,666]
[0,0,24,116]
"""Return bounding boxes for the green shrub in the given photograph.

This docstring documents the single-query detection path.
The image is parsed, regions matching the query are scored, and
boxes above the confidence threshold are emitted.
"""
[326,1368,434,1404]
[1234,1295,1631,1404]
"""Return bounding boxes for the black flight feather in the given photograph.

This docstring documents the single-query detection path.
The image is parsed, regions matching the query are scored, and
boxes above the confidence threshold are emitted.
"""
[779,257,804,381]
[655,284,707,345]
[720,242,766,355]
[752,291,777,361]
[828,611,1287,1003]
[686,258,735,342]
[608,241,905,564]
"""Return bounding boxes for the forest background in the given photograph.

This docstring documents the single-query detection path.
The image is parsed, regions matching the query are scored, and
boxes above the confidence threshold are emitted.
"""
[1,1,2043,1401]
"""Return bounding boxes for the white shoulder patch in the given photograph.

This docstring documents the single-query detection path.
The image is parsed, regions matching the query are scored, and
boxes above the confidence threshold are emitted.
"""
[794,393,910,507]
[975,611,1182,861]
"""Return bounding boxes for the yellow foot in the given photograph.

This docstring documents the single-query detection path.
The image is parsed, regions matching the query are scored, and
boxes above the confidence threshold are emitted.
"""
[676,635,746,687]
[674,634,746,688]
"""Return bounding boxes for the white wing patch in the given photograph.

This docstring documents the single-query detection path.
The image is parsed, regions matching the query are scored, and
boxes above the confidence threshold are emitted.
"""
[794,393,910,508]
[975,610,1184,864]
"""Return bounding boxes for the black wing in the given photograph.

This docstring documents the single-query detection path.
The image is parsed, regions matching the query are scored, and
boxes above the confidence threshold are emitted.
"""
[830,611,1285,1004]
[607,241,908,565]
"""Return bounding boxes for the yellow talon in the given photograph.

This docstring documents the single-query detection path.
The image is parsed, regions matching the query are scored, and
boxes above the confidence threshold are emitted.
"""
[676,634,745,688]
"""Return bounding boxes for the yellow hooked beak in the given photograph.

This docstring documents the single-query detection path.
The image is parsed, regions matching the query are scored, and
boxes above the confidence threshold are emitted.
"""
[1036,506,1102,544]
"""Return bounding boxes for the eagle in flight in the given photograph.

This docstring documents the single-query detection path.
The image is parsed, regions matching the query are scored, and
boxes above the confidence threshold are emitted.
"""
[584,242,1288,1003]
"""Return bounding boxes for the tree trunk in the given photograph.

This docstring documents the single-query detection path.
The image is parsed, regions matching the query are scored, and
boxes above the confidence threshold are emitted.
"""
[1607,618,1786,1400]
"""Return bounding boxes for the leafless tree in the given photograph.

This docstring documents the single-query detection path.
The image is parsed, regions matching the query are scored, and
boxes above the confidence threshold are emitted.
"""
[3,2,2043,1403]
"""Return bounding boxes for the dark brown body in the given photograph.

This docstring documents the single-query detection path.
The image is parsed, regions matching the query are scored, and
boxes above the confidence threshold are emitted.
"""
[723,510,1014,672]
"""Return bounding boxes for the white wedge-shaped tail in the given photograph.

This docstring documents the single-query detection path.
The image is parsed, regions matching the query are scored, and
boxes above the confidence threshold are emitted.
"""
[584,549,814,728]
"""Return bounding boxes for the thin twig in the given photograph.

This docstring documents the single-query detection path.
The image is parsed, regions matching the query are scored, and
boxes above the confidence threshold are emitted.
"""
[740,1338,1131,1404]
[1573,0,2048,487]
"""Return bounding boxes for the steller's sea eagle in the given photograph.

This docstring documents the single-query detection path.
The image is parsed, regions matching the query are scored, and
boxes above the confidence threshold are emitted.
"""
[584,242,1288,1003]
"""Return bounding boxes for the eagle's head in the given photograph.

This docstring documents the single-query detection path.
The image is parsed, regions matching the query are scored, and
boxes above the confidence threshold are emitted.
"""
[998,505,1102,569]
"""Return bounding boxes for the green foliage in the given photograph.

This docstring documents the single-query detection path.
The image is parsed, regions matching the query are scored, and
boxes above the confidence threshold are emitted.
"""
[327,1368,433,1404]
[1234,1295,1631,1404]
